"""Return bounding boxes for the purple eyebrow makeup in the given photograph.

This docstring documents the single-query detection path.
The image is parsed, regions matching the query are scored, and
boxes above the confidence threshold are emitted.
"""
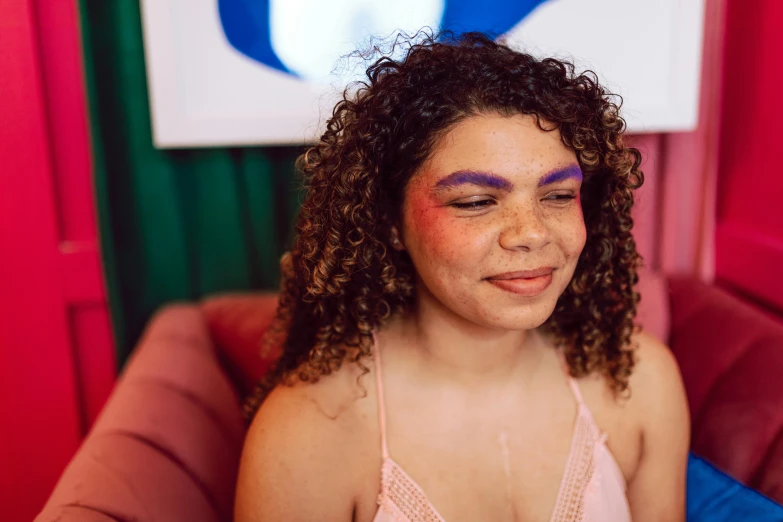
[538,165,583,187]
[434,165,583,193]
[434,170,514,192]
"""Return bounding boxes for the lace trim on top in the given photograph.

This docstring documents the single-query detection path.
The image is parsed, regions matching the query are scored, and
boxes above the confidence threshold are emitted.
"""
[547,405,601,522]
[377,459,447,522]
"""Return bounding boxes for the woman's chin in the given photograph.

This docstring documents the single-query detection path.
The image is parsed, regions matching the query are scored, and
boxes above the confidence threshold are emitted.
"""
[461,300,558,332]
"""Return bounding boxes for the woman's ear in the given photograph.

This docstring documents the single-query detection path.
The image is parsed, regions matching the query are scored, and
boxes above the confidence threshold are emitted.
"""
[390,226,405,251]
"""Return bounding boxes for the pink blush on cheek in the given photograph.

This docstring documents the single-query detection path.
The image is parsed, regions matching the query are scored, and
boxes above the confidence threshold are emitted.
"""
[408,195,447,243]
[406,192,460,253]
[406,193,483,266]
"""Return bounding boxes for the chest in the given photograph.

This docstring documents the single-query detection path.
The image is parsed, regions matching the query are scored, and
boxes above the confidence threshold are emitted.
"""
[352,382,639,522]
[427,411,591,514]
[357,414,571,520]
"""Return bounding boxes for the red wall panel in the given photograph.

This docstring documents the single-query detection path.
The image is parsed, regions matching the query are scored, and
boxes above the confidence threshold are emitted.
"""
[716,0,783,311]
[0,1,115,520]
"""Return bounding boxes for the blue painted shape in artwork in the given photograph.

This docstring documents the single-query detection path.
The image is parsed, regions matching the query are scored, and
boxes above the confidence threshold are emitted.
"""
[217,0,549,77]
[217,0,292,75]
[439,0,546,38]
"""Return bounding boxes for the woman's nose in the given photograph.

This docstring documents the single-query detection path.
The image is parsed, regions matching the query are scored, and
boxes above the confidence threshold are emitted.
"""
[498,207,551,251]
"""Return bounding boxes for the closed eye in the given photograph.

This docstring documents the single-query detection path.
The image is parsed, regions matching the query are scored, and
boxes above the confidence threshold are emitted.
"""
[451,199,495,210]
[544,194,577,203]
[451,194,575,211]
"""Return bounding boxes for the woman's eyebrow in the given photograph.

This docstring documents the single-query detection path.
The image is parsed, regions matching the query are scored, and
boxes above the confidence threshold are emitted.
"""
[433,170,514,192]
[432,165,582,193]
[538,164,583,186]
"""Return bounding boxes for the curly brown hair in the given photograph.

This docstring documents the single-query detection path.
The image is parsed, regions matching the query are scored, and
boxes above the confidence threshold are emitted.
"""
[244,31,643,420]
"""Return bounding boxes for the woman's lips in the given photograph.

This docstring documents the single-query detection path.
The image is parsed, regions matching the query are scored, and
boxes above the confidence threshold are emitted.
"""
[488,267,553,280]
[486,269,554,296]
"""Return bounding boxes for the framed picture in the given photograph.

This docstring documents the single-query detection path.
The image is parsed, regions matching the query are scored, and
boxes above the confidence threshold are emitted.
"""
[140,0,705,148]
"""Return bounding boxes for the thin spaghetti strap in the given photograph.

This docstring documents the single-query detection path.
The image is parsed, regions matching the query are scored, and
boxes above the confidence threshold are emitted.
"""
[566,377,586,406]
[372,329,390,460]
[557,348,586,406]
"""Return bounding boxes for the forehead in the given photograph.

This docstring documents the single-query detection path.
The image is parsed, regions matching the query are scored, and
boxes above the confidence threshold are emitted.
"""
[415,113,576,185]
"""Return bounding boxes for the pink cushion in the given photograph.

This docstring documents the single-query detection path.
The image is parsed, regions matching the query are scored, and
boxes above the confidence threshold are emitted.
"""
[36,506,119,521]
[121,307,246,442]
[36,304,244,522]
[201,293,280,395]
[37,433,221,522]
[668,276,783,501]
[693,343,783,484]
[90,379,242,515]
[757,432,783,502]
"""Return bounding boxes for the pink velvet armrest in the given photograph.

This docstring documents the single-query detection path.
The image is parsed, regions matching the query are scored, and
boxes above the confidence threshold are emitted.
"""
[35,304,246,522]
[667,276,783,504]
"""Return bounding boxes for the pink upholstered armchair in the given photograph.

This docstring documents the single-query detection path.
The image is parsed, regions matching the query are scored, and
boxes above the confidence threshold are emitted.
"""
[34,273,783,521]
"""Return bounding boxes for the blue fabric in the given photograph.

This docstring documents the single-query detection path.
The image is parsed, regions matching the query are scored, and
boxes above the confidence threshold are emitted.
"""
[687,454,783,521]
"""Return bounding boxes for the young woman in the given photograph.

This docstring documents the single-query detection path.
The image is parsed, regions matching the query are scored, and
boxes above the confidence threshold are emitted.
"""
[235,32,689,522]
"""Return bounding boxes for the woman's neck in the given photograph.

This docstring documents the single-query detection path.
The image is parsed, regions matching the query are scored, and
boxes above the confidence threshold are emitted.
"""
[387,292,548,391]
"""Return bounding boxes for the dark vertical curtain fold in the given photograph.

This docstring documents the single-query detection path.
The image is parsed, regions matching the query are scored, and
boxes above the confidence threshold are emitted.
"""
[79,0,302,365]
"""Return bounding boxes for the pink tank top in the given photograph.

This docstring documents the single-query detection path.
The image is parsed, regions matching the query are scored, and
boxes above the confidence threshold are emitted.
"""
[370,331,632,522]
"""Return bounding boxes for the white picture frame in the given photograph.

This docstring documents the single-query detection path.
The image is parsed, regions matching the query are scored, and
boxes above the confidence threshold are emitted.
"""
[140,0,705,148]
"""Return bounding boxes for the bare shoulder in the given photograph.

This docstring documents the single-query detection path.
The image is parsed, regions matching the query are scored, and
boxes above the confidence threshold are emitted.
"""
[234,361,374,522]
[623,330,690,520]
[627,329,688,412]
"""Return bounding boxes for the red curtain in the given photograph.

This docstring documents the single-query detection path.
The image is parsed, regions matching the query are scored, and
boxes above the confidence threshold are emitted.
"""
[630,0,726,282]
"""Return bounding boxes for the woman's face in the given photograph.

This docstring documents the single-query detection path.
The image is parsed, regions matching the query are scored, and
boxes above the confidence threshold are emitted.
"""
[398,113,586,331]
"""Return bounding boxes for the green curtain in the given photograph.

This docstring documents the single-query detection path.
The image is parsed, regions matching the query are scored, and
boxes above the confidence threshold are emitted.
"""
[78,0,303,366]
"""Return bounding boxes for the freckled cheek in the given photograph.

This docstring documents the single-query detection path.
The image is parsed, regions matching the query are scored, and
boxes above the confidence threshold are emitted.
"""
[406,201,486,265]
[411,209,461,257]
[564,209,587,257]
